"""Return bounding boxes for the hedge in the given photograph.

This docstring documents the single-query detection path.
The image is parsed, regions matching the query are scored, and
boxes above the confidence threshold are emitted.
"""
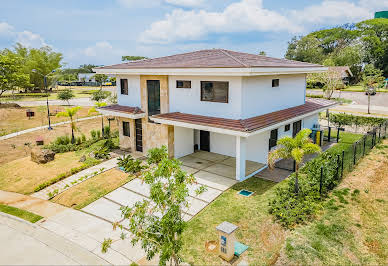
[327,113,387,129]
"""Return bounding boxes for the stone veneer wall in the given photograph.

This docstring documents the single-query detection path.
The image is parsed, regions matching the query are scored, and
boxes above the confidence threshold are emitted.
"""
[140,75,174,158]
[118,117,135,151]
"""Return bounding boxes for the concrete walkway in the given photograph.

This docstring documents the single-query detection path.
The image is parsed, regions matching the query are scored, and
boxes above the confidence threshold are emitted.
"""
[0,115,100,141]
[32,157,120,200]
[0,213,108,265]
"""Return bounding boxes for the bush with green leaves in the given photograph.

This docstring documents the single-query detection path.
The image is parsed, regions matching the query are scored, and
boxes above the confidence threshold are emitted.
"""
[57,88,74,105]
[147,145,168,165]
[91,130,97,139]
[103,126,111,138]
[54,135,71,145]
[117,154,146,174]
[326,113,387,130]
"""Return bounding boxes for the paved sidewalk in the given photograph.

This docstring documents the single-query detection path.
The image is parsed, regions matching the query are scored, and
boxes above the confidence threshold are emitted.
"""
[0,213,108,265]
[0,115,100,141]
[32,157,120,200]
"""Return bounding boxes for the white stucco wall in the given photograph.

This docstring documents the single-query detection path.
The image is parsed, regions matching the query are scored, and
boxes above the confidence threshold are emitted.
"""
[241,74,306,119]
[169,75,243,119]
[117,75,141,107]
[210,132,236,157]
[174,126,194,158]
[303,113,320,129]
[246,131,270,164]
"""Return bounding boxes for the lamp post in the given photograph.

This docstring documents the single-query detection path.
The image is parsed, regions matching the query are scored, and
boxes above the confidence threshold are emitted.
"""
[32,69,55,130]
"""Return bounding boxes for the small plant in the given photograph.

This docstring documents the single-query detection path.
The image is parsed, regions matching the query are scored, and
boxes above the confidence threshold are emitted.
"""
[101,238,112,253]
[91,130,97,139]
[81,134,86,142]
[147,145,168,165]
[76,136,82,145]
[64,184,69,189]
[99,167,105,173]
[117,154,146,174]
[47,189,59,199]
[96,130,101,139]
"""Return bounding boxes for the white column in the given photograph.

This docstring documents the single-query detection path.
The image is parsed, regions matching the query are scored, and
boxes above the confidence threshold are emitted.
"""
[235,136,247,181]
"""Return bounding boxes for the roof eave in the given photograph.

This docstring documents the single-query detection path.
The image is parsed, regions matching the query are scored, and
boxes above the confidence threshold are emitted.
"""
[93,67,328,76]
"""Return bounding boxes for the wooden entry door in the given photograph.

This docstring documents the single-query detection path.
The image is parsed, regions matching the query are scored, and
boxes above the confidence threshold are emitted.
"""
[135,119,143,152]
[200,130,210,152]
[292,120,302,137]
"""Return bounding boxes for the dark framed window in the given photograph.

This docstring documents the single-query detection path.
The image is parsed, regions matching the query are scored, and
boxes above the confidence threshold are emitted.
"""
[122,121,130,137]
[120,79,128,95]
[272,79,279,87]
[147,80,160,117]
[200,81,228,103]
[176,80,191,88]
[269,129,278,150]
[292,120,302,137]
[285,124,290,132]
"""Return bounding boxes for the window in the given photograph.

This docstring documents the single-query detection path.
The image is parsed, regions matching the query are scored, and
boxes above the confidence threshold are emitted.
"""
[285,124,290,132]
[272,79,279,87]
[176,80,191,88]
[292,120,302,137]
[200,81,228,103]
[122,121,130,137]
[147,80,160,116]
[120,79,128,95]
[269,129,278,150]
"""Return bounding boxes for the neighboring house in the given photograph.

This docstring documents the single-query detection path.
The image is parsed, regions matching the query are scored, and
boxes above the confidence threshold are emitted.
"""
[94,49,336,181]
[328,66,353,85]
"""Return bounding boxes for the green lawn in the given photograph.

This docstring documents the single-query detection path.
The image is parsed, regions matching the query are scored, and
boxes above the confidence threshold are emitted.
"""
[0,204,43,223]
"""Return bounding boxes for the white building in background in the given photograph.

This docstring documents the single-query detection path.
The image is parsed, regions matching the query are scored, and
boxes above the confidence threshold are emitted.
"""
[94,49,336,181]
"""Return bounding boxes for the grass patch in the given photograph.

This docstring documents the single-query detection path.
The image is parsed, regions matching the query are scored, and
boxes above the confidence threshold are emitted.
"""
[0,152,84,194]
[51,168,134,210]
[181,178,282,265]
[0,204,43,223]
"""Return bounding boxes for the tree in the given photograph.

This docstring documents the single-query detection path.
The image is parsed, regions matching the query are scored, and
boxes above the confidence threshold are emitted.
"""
[0,50,30,99]
[121,56,148,62]
[78,64,98,73]
[285,35,325,64]
[93,74,108,89]
[258,51,266,56]
[268,129,321,194]
[89,102,107,136]
[315,68,344,99]
[361,64,384,114]
[14,44,63,90]
[56,106,81,143]
[118,146,205,265]
[91,89,111,102]
[57,88,74,105]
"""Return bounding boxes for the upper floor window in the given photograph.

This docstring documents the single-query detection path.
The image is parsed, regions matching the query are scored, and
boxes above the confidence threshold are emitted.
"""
[272,79,279,87]
[176,80,191,88]
[147,80,160,117]
[200,81,229,103]
[120,79,128,95]
[285,124,290,132]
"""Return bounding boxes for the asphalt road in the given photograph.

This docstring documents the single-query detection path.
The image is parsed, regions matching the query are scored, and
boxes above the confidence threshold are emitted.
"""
[308,90,388,106]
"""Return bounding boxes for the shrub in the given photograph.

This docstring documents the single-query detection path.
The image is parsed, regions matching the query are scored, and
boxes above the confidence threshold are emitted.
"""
[96,130,101,139]
[91,130,97,139]
[76,137,82,145]
[118,154,146,174]
[147,146,168,165]
[54,135,71,145]
[103,126,111,138]
[81,134,86,142]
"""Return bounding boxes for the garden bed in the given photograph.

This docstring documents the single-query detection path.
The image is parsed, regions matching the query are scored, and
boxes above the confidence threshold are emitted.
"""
[0,204,43,223]
[51,168,133,210]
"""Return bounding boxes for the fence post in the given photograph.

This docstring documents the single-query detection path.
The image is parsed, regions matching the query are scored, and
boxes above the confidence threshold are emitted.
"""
[337,128,340,143]
[378,125,381,140]
[336,154,340,180]
[341,150,345,178]
[353,143,357,165]
[293,160,296,172]
[363,135,366,156]
[320,166,323,195]
[328,127,331,143]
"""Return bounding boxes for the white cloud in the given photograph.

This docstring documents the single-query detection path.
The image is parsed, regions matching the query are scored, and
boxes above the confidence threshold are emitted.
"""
[165,0,205,7]
[359,0,388,9]
[16,31,48,48]
[117,0,161,8]
[84,41,114,57]
[290,1,371,24]
[140,0,301,44]
[0,22,14,36]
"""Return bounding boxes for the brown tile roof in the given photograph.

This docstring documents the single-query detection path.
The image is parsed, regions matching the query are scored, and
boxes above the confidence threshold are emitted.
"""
[152,98,336,133]
[96,49,322,70]
[98,104,144,114]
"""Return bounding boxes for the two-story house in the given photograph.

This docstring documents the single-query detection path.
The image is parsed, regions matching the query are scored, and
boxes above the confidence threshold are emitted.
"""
[94,49,336,181]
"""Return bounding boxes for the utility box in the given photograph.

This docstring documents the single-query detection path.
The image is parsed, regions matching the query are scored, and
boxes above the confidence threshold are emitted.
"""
[216,221,238,261]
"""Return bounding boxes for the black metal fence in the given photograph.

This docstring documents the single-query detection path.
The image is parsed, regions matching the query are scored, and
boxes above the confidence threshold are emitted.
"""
[317,120,388,195]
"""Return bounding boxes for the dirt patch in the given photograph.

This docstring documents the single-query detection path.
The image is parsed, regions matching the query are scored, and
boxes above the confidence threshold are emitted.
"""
[0,117,118,164]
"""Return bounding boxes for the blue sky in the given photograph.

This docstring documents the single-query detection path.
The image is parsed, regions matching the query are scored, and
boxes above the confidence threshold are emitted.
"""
[0,0,387,68]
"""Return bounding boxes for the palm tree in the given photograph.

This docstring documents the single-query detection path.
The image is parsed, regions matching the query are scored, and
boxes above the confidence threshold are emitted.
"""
[56,106,81,143]
[89,102,107,136]
[268,128,321,194]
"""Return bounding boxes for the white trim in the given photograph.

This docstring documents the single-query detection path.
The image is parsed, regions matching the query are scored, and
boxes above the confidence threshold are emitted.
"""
[149,103,337,137]
[93,67,328,76]
[97,108,146,119]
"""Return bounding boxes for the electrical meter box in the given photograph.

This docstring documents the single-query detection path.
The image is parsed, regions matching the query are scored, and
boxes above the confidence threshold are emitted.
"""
[216,221,238,261]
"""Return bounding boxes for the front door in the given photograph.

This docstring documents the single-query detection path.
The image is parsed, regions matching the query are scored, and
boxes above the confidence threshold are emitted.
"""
[292,120,302,137]
[147,80,160,116]
[269,128,278,150]
[135,119,143,152]
[200,130,210,152]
